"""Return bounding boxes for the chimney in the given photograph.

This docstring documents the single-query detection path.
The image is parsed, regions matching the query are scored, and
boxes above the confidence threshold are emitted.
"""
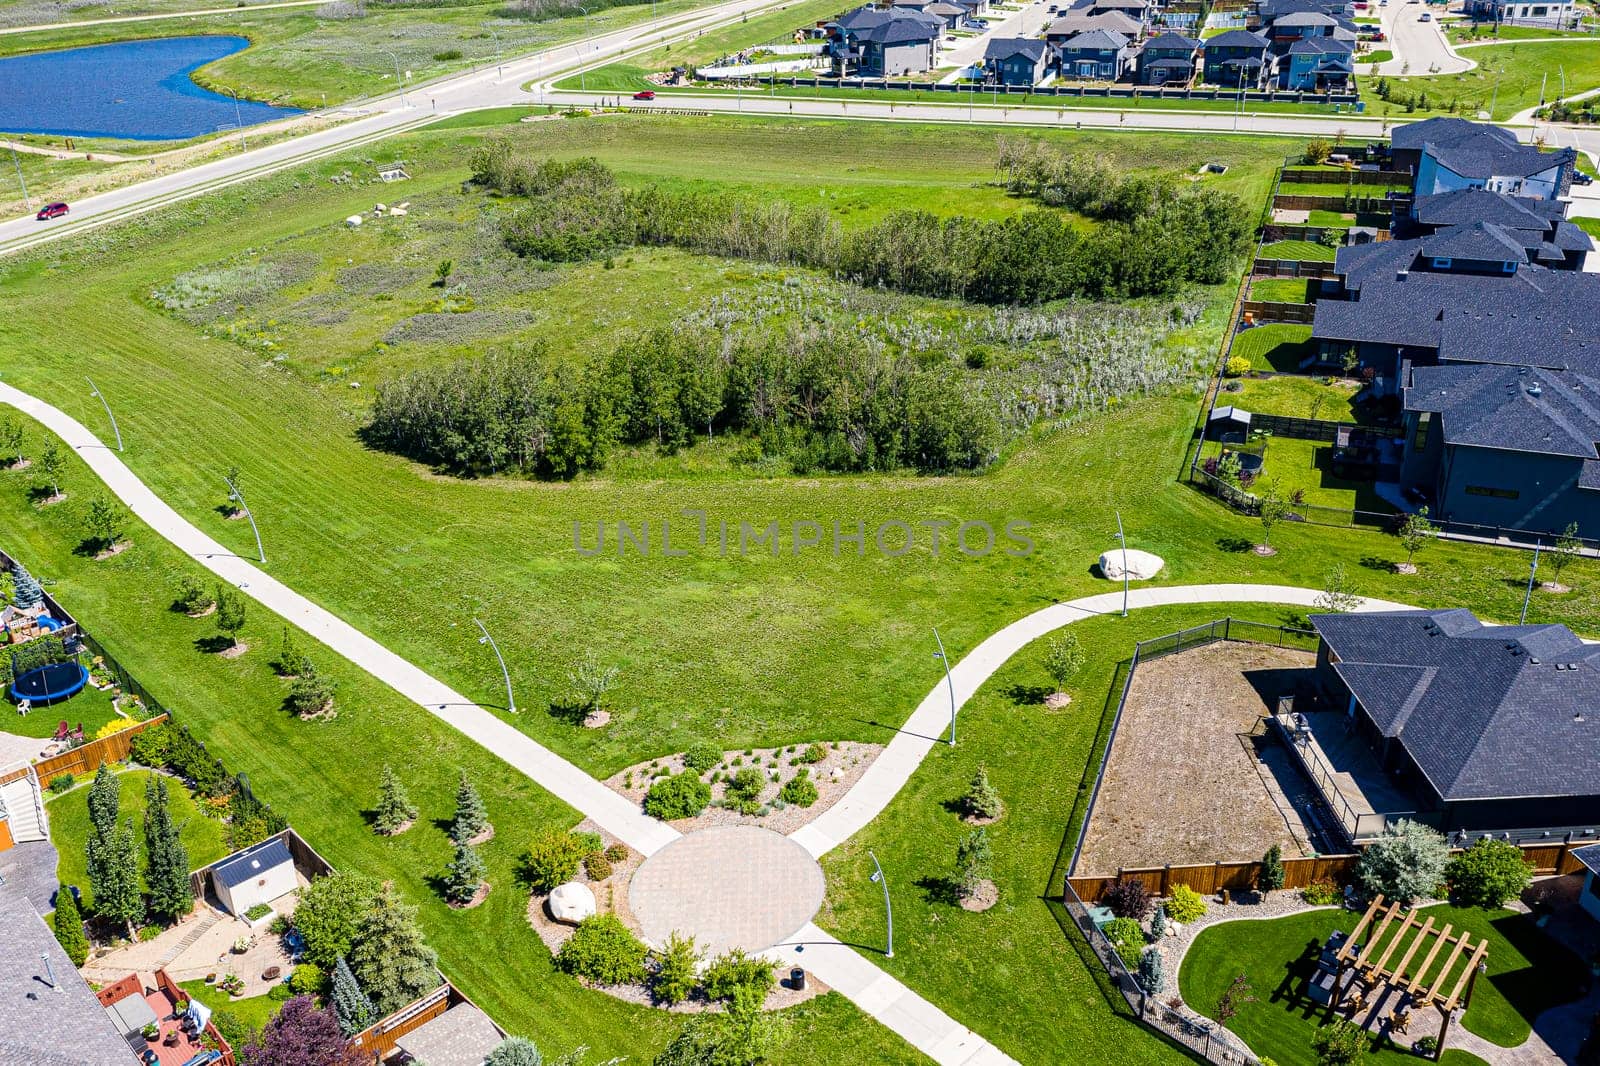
[1396,269,1409,282]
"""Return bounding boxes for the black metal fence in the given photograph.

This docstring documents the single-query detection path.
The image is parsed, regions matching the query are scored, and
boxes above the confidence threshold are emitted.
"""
[770,76,1360,105]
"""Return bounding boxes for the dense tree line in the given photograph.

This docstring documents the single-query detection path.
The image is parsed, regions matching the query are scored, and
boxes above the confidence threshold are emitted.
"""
[469,140,1252,303]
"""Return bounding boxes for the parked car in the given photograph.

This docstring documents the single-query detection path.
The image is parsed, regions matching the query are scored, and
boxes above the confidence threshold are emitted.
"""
[35,202,68,220]
[1418,11,1431,19]
[1574,170,1594,186]
[632,90,656,100]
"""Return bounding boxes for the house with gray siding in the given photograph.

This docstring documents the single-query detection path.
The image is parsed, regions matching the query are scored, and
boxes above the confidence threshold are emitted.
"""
[1136,31,1199,85]
[984,37,1051,85]
[1201,29,1270,87]
[832,6,943,75]
[1057,29,1135,79]
[1390,118,1575,199]
[1310,608,1600,837]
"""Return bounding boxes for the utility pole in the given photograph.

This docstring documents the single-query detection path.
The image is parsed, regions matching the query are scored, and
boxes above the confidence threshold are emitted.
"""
[227,88,247,150]
[869,850,894,958]
[932,627,956,746]
[85,377,122,452]
[8,145,29,208]
[475,617,516,713]
[223,472,265,564]
[383,49,408,108]
[1113,510,1130,618]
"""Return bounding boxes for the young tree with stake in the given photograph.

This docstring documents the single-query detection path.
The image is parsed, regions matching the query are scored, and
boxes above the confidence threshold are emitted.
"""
[1396,507,1436,573]
[36,441,65,501]
[1548,521,1581,591]
[1255,483,1289,556]
[215,585,247,649]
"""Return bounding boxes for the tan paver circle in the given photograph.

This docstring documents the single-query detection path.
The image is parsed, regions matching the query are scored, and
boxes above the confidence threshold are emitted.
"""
[629,825,825,955]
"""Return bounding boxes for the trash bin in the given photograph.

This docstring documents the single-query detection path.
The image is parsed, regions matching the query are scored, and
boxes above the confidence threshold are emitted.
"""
[790,967,806,991]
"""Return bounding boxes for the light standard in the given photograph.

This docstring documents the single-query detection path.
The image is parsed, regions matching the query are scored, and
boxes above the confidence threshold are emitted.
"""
[226,88,247,150]
[1520,541,1542,624]
[572,6,592,92]
[84,377,123,452]
[475,617,515,713]
[483,22,505,81]
[8,145,29,208]
[222,472,265,564]
[868,850,893,958]
[932,627,956,747]
[382,49,408,107]
[1112,510,1129,618]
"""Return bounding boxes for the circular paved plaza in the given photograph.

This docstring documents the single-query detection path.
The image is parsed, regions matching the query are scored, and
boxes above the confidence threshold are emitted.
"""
[629,825,825,955]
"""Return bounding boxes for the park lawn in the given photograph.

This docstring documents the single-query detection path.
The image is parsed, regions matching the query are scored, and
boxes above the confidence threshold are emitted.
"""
[2,678,123,738]
[180,979,280,1036]
[1448,23,1590,41]
[1248,277,1313,304]
[1363,40,1600,120]
[1179,904,1588,1063]
[1225,374,1360,421]
[46,769,231,908]
[819,603,1314,1066]
[1260,240,1338,262]
[1230,324,1316,372]
[574,0,845,81]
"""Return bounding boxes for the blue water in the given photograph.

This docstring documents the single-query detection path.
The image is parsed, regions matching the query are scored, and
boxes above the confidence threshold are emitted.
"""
[0,35,302,141]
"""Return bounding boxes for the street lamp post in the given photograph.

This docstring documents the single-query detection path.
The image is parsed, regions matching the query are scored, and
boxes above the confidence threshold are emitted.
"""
[222,472,265,564]
[1520,541,1542,624]
[8,146,29,208]
[475,617,516,713]
[869,850,893,958]
[227,88,247,150]
[383,49,408,107]
[1112,510,1129,618]
[84,377,123,452]
[932,627,956,747]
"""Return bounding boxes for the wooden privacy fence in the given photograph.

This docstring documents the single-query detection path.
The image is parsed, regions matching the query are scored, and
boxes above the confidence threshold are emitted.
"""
[1068,838,1594,902]
[1241,299,1314,324]
[1274,193,1397,212]
[1262,223,1389,243]
[1281,168,1412,185]
[1252,258,1338,279]
[31,714,167,787]
[188,827,336,900]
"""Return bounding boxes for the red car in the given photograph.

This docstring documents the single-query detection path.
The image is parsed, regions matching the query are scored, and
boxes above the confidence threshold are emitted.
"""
[36,202,69,220]
[633,90,656,100]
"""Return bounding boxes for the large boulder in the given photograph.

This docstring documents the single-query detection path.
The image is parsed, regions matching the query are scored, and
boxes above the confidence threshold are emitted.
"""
[1098,548,1165,581]
[547,882,596,925]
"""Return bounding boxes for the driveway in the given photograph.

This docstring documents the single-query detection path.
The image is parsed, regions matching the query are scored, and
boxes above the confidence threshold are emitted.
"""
[940,0,1057,72]
[1373,1,1475,75]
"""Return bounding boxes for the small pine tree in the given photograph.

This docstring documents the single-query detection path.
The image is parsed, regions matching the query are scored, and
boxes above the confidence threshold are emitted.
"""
[653,931,700,1006]
[89,816,143,938]
[1149,903,1167,940]
[486,1037,544,1066]
[443,841,486,906]
[347,883,439,1016]
[277,627,312,677]
[372,765,417,835]
[51,885,90,966]
[215,585,247,648]
[954,828,993,899]
[1258,844,1285,895]
[10,562,43,610]
[1137,947,1165,995]
[331,955,375,1037]
[449,769,490,844]
[962,766,1002,820]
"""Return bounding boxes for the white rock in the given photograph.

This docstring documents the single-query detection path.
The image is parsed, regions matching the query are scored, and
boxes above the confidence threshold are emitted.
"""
[547,882,596,925]
[344,215,363,228]
[1098,548,1165,581]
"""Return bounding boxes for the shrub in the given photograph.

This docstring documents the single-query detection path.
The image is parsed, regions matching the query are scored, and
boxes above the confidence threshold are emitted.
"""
[209,1009,248,1046]
[778,770,818,808]
[1303,139,1332,165]
[1302,878,1342,906]
[1102,917,1145,968]
[796,742,828,765]
[724,768,766,814]
[432,48,463,60]
[244,903,272,922]
[604,843,629,863]
[1258,844,1285,894]
[653,932,700,1006]
[555,914,647,985]
[583,852,613,881]
[525,829,593,892]
[1446,838,1533,909]
[1164,885,1207,923]
[286,666,335,718]
[1102,877,1152,920]
[701,948,775,1003]
[682,742,722,773]
[961,766,1002,820]
[1357,819,1449,902]
[289,962,325,996]
[175,575,214,615]
[1312,1018,1367,1066]
[643,773,711,820]
[95,718,140,740]
[48,774,75,795]
[267,982,293,1002]
[1224,354,1251,377]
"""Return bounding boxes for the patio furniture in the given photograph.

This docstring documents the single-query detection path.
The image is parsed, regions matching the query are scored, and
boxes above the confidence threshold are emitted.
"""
[1389,1008,1411,1034]
[52,719,69,741]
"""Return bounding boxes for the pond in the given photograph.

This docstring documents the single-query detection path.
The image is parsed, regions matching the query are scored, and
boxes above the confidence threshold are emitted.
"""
[0,35,302,141]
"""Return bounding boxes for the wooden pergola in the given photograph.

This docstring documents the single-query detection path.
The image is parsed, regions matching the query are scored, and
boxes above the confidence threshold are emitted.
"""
[1333,895,1490,1061]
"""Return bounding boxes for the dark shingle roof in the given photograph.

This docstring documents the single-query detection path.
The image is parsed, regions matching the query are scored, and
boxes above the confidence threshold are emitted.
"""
[394,1003,502,1066]
[213,836,294,889]
[1312,609,1600,802]
[0,894,133,1066]
[1143,30,1199,50]
[1405,362,1600,461]
[1061,28,1129,48]
[1413,188,1561,230]
[1421,221,1530,263]
[1204,28,1270,49]
[1288,35,1353,54]
[1273,10,1337,25]
[1392,117,1519,153]
[986,36,1051,61]
[1428,134,1574,181]
[1573,842,1600,876]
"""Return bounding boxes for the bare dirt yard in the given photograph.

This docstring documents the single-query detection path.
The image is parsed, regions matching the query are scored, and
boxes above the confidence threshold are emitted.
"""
[1076,642,1318,875]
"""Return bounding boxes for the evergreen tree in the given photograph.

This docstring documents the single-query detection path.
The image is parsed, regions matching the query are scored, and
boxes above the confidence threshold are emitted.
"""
[10,562,43,610]
[486,1037,544,1066]
[954,828,993,900]
[87,763,119,842]
[443,841,486,906]
[51,884,90,966]
[448,769,490,844]
[331,955,375,1037]
[372,765,418,835]
[215,585,248,648]
[1137,948,1166,995]
[1149,904,1166,940]
[88,817,143,938]
[1258,844,1285,895]
[961,766,1002,820]
[348,882,439,1016]
[143,776,193,922]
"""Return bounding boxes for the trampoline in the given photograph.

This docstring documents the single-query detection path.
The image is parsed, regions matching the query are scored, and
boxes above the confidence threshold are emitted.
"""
[8,660,89,704]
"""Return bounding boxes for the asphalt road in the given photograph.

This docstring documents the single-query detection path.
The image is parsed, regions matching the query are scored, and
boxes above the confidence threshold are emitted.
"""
[1373,0,1474,76]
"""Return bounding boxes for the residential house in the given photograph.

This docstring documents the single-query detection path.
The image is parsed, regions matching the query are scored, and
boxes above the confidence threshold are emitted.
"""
[1464,0,1575,26]
[1406,187,1590,269]
[1057,29,1136,79]
[1136,31,1199,85]
[832,6,943,75]
[1083,0,1153,26]
[1400,362,1600,535]
[952,0,990,16]
[0,892,138,1066]
[923,1,967,28]
[1255,0,1356,25]
[984,37,1051,85]
[1201,29,1271,87]
[1309,609,1600,836]
[1574,845,1600,925]
[1390,117,1575,199]
[1045,9,1142,48]
[1278,35,1354,90]
[1268,9,1340,38]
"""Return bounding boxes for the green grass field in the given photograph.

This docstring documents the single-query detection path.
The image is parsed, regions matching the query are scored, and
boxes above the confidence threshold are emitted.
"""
[1259,240,1338,262]
[1230,324,1316,372]
[1248,278,1313,304]
[1365,39,1600,119]
[1224,375,1360,421]
[2,678,122,737]
[46,768,231,907]
[1179,904,1589,1063]
[1,111,1596,1063]
[179,979,281,1036]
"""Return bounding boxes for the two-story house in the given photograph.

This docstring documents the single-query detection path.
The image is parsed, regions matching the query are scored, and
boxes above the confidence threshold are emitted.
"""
[1390,118,1575,199]
[984,37,1051,84]
[1278,35,1353,89]
[1135,31,1199,85]
[832,6,943,75]
[1045,9,1141,48]
[1057,28,1136,79]
[1201,29,1271,86]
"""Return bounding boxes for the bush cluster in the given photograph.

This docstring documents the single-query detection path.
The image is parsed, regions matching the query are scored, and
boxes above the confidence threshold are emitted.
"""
[1164,885,1207,923]
[555,914,647,985]
[525,829,601,892]
[778,769,818,808]
[682,742,722,774]
[1102,916,1146,968]
[643,773,712,820]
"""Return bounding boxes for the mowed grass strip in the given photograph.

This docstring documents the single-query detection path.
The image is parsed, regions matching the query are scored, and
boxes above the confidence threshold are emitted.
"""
[1230,323,1315,372]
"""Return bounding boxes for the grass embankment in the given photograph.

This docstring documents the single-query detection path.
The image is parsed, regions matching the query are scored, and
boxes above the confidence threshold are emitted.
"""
[46,768,231,906]
[1364,39,1600,119]
[1179,904,1588,1063]
[1230,323,1316,373]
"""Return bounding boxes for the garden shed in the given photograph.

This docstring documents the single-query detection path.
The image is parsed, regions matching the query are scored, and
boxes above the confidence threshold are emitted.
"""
[209,836,296,916]
[393,1002,504,1066]
[1207,405,1253,443]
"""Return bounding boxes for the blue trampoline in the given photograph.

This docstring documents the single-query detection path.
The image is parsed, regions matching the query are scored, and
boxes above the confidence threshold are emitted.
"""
[9,660,88,704]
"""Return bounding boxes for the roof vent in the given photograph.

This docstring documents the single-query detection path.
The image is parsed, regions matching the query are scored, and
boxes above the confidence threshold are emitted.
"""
[1529,657,1540,665]
[1527,382,1543,397]
[1577,711,1587,723]
[1397,269,1409,282]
